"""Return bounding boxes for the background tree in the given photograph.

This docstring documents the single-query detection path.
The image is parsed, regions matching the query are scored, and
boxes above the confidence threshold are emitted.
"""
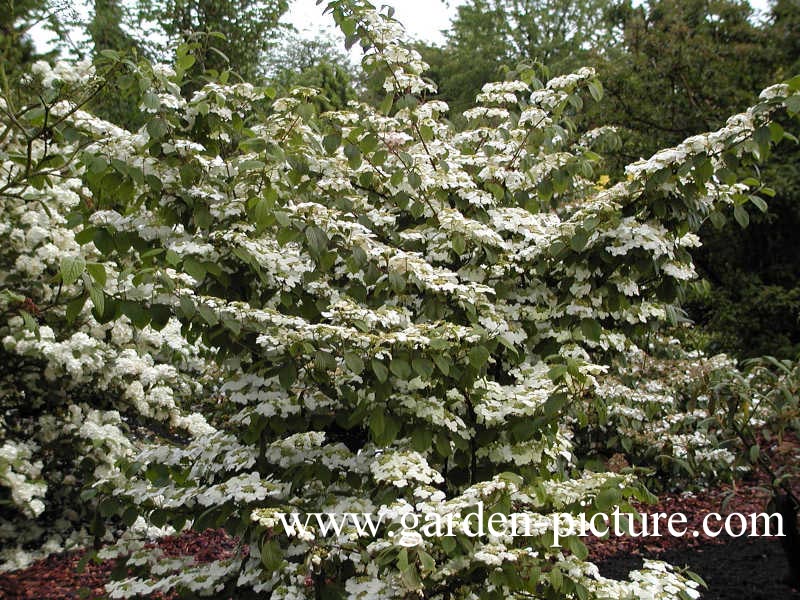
[87,0,148,127]
[596,0,776,164]
[138,0,290,85]
[415,0,618,117]
[0,0,62,92]
[592,0,800,358]
[88,0,142,58]
[264,32,358,111]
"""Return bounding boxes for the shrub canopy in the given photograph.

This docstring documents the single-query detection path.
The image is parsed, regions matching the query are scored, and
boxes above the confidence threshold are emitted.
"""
[1,1,799,598]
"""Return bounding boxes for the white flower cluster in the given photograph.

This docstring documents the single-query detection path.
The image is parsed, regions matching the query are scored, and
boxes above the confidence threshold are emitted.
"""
[0,441,46,518]
[371,450,445,488]
[30,59,95,91]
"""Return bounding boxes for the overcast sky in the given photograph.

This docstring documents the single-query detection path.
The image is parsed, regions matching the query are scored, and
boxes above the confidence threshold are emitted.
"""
[286,0,458,45]
[286,0,771,46]
[31,0,772,58]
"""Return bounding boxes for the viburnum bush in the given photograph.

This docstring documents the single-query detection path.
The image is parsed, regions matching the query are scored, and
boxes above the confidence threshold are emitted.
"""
[1,0,800,597]
[572,334,800,488]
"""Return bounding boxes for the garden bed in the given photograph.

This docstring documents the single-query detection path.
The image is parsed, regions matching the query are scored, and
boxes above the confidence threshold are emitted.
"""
[3,475,799,599]
[598,537,799,600]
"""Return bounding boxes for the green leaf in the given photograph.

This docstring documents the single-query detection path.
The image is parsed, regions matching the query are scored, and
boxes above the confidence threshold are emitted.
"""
[197,304,219,326]
[390,358,412,379]
[587,80,603,102]
[379,94,393,115]
[75,227,97,245]
[580,318,602,342]
[150,304,171,331]
[768,122,785,143]
[340,17,356,36]
[785,94,800,115]
[20,310,37,332]
[550,567,563,592]
[547,364,567,382]
[418,549,436,573]
[323,133,341,155]
[411,427,433,452]
[400,563,421,589]
[122,506,138,527]
[344,143,361,169]
[397,547,409,571]
[239,159,266,172]
[344,351,364,374]
[709,210,726,229]
[749,195,768,212]
[749,444,760,463]
[733,204,749,228]
[239,137,267,152]
[412,357,434,379]
[388,271,406,293]
[468,345,490,368]
[419,124,434,142]
[595,486,621,512]
[278,362,297,389]
[567,535,588,560]
[370,407,385,437]
[86,263,107,287]
[88,285,105,317]
[694,158,713,184]
[183,257,206,281]
[432,354,450,375]
[306,226,329,256]
[177,54,196,71]
[569,228,589,252]
[261,538,282,572]
[150,509,168,528]
[451,232,466,255]
[66,294,87,324]
[122,301,151,329]
[92,229,116,255]
[373,149,388,165]
[252,196,273,231]
[61,256,86,286]
[146,117,169,141]
[371,359,389,383]
[359,133,379,154]
[179,296,196,318]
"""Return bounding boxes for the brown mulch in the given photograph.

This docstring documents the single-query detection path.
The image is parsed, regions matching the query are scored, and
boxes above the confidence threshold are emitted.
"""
[2,434,798,599]
[586,478,781,561]
[0,529,239,600]
[588,432,800,561]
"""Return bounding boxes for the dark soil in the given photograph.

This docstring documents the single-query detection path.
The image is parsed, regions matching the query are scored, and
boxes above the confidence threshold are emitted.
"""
[597,537,800,600]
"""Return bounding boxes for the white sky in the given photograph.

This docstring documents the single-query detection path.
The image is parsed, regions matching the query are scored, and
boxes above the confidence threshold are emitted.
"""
[285,0,771,46]
[286,0,459,45]
[31,0,772,56]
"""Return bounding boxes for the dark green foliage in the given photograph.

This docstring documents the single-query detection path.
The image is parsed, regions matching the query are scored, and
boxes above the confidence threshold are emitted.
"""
[415,0,617,116]
[0,0,58,90]
[591,0,800,359]
[89,0,142,58]
[688,143,800,358]
[86,0,148,128]
[139,0,290,83]
[596,0,776,166]
[264,34,357,111]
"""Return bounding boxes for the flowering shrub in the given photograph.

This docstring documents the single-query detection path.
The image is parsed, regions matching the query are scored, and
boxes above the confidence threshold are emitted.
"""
[1,0,799,597]
[572,337,759,487]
